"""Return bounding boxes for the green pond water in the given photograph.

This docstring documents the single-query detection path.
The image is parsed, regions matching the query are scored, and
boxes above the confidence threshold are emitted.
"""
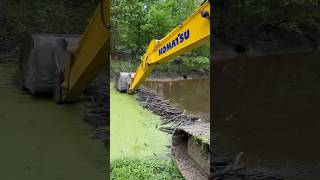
[110,85,170,160]
[0,61,106,180]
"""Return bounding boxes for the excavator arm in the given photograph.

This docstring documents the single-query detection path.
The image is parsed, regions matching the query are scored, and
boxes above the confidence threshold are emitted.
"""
[18,0,110,103]
[59,0,110,102]
[117,0,210,94]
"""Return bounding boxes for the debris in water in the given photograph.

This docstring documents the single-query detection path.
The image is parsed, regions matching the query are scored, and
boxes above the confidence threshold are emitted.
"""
[136,87,199,133]
[83,79,108,146]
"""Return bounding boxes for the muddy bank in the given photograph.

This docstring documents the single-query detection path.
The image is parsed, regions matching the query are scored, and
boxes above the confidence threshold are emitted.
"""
[147,70,209,81]
[213,30,320,61]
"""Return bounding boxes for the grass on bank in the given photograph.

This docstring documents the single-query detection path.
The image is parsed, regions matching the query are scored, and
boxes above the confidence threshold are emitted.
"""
[110,85,183,179]
[111,158,184,180]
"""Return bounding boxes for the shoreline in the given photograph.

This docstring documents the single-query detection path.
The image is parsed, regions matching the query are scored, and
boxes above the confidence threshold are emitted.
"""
[147,71,209,82]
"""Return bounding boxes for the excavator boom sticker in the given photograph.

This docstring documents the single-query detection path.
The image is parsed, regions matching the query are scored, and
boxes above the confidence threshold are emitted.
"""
[158,29,190,56]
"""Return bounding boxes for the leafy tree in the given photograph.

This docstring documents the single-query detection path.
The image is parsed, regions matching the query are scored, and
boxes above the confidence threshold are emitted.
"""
[111,0,206,56]
[0,0,97,51]
[215,0,320,39]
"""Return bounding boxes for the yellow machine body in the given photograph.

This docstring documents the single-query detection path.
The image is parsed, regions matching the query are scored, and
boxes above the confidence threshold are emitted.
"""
[127,0,210,93]
[18,0,110,103]
[61,0,110,102]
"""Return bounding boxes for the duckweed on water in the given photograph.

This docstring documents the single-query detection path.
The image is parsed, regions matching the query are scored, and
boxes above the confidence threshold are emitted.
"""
[110,83,183,179]
[0,61,107,179]
[110,84,170,159]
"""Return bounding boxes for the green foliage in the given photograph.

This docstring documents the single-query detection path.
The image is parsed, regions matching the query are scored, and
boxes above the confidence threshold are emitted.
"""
[154,55,210,74]
[182,56,210,72]
[111,0,209,73]
[111,55,210,77]
[0,0,98,51]
[111,0,205,55]
[110,60,139,78]
[111,158,184,180]
[216,0,320,37]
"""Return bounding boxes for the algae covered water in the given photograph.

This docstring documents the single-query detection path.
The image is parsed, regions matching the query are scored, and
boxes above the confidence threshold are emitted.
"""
[0,59,107,180]
[110,85,170,160]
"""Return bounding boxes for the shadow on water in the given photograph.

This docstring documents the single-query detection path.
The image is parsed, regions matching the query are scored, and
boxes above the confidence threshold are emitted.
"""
[212,52,320,179]
[143,78,210,122]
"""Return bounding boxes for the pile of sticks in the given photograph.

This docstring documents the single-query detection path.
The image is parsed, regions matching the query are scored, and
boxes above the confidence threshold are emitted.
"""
[83,80,109,146]
[212,155,283,180]
[137,87,282,180]
[136,87,199,133]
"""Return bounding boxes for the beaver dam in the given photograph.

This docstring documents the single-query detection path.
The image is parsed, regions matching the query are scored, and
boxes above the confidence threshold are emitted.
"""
[143,78,210,123]
[140,78,285,179]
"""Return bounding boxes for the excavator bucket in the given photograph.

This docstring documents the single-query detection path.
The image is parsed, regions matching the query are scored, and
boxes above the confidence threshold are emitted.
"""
[116,72,134,93]
[172,123,210,180]
[17,34,80,95]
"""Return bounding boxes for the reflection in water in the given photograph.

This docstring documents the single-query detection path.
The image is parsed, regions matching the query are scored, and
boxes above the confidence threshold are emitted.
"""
[143,78,210,122]
[213,52,320,179]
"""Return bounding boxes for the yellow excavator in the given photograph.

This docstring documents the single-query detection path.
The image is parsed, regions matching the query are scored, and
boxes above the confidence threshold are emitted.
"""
[116,1,210,94]
[18,0,110,103]
[17,0,210,179]
[116,1,210,179]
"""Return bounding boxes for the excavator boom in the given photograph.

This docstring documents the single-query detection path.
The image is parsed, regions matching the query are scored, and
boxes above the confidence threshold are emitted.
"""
[18,0,110,103]
[117,0,210,93]
[60,0,110,102]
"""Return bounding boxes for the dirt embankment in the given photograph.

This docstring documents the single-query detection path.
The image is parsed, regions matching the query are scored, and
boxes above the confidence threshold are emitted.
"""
[147,71,209,82]
[213,29,320,61]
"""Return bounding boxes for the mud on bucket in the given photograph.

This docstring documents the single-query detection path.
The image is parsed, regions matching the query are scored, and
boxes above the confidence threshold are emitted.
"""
[116,72,134,93]
[17,34,80,95]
